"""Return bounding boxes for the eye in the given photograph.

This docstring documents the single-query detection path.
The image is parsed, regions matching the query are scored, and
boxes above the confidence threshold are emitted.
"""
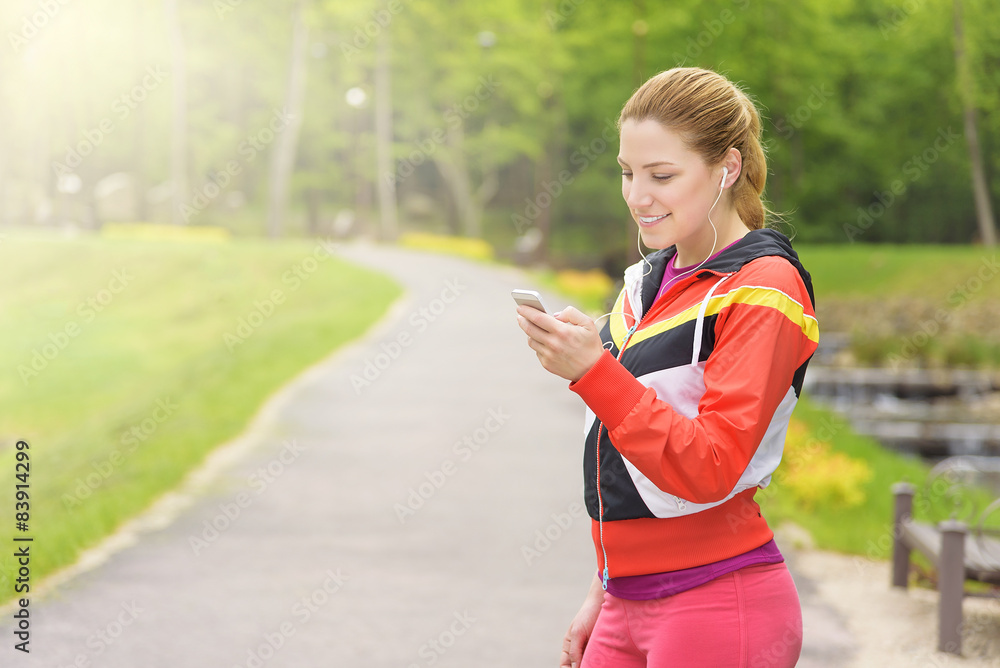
[620,171,633,179]
[652,174,673,182]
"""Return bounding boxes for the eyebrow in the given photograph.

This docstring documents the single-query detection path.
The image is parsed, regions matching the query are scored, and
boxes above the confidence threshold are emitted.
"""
[617,158,676,169]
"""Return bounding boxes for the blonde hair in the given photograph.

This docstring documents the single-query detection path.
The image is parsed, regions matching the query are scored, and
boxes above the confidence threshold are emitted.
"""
[618,67,770,230]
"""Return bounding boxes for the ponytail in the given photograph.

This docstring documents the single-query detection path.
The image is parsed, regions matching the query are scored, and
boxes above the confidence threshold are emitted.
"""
[619,68,772,230]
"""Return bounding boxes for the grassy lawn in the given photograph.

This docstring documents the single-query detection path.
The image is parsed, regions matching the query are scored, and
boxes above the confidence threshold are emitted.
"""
[796,244,1000,367]
[762,243,1000,554]
[757,397,929,557]
[796,244,1000,302]
[0,231,401,603]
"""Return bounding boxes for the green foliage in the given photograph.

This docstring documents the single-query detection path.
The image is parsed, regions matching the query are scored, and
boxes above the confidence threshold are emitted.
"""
[764,397,1000,558]
[0,1,997,249]
[776,418,873,511]
[398,232,494,261]
[758,397,930,556]
[531,267,616,315]
[0,233,401,603]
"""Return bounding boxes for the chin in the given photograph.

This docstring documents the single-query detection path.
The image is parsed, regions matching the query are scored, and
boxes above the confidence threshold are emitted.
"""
[638,229,672,251]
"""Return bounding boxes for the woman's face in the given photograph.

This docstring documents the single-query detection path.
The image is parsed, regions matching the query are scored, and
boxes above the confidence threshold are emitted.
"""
[618,119,723,252]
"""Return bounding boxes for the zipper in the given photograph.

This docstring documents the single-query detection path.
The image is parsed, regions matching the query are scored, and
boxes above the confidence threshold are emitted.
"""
[596,314,642,590]
[595,267,731,590]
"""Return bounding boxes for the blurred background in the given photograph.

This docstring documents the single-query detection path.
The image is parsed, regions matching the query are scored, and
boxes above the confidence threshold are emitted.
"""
[1,0,998,260]
[2,1,1000,660]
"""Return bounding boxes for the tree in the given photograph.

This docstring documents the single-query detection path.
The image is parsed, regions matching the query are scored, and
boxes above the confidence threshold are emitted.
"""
[953,0,997,245]
[391,0,553,238]
[165,0,189,225]
[374,27,398,241]
[267,0,309,239]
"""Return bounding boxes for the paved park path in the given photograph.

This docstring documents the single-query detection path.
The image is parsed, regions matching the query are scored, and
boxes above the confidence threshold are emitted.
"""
[3,243,853,667]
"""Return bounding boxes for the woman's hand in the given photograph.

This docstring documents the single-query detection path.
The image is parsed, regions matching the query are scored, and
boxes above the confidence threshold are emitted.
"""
[516,305,604,382]
[560,573,605,668]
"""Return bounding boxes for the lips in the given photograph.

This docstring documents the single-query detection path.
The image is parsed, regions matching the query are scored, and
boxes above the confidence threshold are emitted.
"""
[638,213,669,226]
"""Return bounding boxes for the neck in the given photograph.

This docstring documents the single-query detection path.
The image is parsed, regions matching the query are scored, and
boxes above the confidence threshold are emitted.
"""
[674,208,749,267]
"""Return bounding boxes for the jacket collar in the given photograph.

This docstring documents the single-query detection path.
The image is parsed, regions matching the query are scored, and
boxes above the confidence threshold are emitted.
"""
[632,228,816,316]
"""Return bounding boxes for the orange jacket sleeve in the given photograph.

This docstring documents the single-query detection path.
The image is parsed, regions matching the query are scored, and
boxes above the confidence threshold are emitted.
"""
[570,258,818,504]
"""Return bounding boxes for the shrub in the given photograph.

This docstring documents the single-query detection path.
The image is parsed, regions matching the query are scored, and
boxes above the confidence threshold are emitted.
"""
[398,233,494,261]
[553,269,615,308]
[776,418,874,511]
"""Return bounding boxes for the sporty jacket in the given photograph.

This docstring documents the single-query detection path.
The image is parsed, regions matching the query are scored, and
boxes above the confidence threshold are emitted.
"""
[569,228,819,578]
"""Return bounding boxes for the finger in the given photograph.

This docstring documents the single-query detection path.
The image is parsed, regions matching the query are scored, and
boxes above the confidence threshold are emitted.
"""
[516,314,544,341]
[526,336,553,363]
[517,304,560,332]
[519,313,557,346]
[555,305,592,327]
[569,631,587,666]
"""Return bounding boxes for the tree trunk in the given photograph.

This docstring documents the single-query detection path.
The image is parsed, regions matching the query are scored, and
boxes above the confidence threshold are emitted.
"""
[165,0,188,225]
[627,0,647,264]
[954,0,997,246]
[374,29,398,242]
[432,122,497,238]
[267,0,309,239]
[434,145,478,236]
[133,1,148,221]
[305,188,321,236]
[534,150,553,264]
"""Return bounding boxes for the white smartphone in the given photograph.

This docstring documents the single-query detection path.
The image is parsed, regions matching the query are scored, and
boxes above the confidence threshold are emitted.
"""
[511,289,548,313]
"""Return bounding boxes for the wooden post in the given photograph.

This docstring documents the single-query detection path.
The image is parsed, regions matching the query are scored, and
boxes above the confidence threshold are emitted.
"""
[891,482,915,589]
[938,519,967,655]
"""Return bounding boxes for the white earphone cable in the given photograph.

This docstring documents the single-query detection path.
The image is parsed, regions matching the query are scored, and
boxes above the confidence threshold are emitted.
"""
[592,166,729,590]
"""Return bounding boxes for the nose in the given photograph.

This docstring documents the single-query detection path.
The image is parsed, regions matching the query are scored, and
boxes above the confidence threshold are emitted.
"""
[624,178,652,210]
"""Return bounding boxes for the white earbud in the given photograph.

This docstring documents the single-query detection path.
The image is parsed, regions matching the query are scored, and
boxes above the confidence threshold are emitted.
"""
[720,167,728,190]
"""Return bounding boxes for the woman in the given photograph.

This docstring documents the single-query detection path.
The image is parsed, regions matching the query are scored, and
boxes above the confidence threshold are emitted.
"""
[516,67,818,667]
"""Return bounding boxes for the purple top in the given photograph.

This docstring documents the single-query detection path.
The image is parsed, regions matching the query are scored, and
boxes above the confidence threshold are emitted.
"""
[653,239,742,304]
[605,539,784,600]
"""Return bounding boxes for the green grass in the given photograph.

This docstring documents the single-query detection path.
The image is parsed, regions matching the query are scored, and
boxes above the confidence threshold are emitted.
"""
[539,242,1000,316]
[0,231,401,603]
[758,397,930,556]
[732,244,1000,555]
[796,243,1000,302]
[795,244,1000,367]
[761,395,998,562]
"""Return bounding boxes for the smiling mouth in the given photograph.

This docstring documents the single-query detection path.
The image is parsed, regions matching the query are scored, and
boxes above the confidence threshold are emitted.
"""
[638,214,668,225]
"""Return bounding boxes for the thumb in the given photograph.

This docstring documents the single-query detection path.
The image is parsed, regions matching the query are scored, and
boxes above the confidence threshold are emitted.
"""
[554,305,591,327]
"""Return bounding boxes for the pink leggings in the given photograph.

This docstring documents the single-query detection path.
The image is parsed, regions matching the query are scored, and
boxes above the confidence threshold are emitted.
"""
[580,562,802,668]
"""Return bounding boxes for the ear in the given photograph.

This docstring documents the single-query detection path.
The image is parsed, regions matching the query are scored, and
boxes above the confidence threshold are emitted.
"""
[721,148,742,189]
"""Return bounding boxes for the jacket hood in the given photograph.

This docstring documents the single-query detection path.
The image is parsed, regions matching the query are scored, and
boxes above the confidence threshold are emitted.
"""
[634,228,816,316]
